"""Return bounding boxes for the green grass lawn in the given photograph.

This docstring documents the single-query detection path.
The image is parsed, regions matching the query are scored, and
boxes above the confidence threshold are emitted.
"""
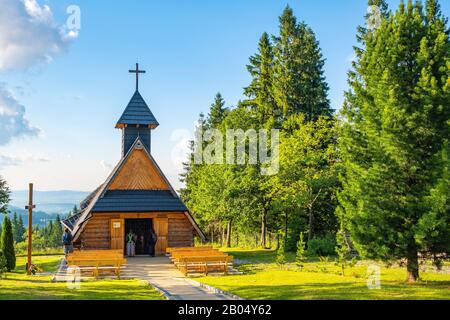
[0,256,165,300]
[196,249,450,300]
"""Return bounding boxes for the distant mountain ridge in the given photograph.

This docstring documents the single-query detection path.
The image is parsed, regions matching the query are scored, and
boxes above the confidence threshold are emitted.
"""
[9,190,90,215]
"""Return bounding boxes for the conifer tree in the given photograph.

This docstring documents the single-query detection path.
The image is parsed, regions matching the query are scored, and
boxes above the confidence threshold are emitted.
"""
[338,0,450,282]
[276,233,287,268]
[17,215,24,243]
[272,6,332,121]
[0,176,10,215]
[0,216,15,271]
[12,212,18,243]
[52,215,63,247]
[244,32,279,126]
[295,232,306,269]
[207,93,228,128]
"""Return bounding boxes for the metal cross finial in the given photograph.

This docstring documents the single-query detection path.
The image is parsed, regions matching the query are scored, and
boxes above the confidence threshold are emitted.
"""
[129,63,146,91]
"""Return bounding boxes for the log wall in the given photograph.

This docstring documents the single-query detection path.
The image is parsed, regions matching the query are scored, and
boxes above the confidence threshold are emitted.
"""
[169,216,194,247]
[78,212,194,251]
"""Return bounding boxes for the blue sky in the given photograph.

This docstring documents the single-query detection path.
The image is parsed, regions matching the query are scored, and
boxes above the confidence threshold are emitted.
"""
[0,0,449,192]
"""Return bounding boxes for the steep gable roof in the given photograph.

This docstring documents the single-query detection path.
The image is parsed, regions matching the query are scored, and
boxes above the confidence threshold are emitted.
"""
[108,147,170,190]
[71,137,205,241]
[116,90,159,128]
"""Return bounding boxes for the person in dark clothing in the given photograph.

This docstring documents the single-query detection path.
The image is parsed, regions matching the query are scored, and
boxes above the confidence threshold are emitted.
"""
[148,228,157,257]
[62,228,73,258]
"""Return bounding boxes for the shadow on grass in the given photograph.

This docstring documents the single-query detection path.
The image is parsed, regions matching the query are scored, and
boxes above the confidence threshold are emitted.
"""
[218,280,450,300]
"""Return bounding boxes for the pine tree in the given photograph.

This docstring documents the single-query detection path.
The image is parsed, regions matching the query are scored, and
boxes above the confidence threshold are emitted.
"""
[0,216,15,271]
[16,215,24,243]
[295,232,306,269]
[244,32,279,126]
[272,6,332,121]
[276,233,287,268]
[12,212,19,243]
[338,0,450,282]
[335,210,350,276]
[207,93,228,128]
[0,176,10,215]
[52,215,63,247]
[0,250,7,277]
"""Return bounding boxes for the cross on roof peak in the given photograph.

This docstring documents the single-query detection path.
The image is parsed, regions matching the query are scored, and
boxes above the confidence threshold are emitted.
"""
[129,63,146,91]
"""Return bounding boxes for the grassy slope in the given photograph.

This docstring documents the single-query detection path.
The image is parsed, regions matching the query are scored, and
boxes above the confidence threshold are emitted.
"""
[0,256,164,300]
[196,249,450,300]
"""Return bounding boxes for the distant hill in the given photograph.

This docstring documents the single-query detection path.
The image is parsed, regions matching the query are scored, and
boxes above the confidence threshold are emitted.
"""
[0,207,60,227]
[9,190,89,215]
[0,190,90,227]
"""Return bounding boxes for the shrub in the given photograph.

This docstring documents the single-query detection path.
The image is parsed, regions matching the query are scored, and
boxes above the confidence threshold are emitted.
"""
[295,232,306,269]
[307,234,336,257]
[0,250,7,277]
[276,238,286,268]
[1,216,16,271]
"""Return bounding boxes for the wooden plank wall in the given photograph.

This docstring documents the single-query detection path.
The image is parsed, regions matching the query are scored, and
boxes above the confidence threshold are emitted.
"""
[78,212,194,250]
[168,216,194,247]
[79,215,119,249]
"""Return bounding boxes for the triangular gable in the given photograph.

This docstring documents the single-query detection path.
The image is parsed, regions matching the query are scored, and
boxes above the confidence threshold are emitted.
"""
[108,147,170,191]
[71,137,205,241]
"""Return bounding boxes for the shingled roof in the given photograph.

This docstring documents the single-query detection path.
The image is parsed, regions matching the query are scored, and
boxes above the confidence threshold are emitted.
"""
[92,190,187,212]
[116,90,159,128]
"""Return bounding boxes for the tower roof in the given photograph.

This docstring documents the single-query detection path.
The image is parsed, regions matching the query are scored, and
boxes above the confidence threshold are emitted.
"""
[115,90,159,128]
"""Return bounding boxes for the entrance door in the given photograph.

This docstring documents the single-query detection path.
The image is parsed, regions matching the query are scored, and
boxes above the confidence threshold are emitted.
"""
[153,217,168,255]
[124,219,152,255]
[110,219,124,250]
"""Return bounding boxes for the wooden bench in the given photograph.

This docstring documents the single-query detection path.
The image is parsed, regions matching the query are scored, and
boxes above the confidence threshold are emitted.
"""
[170,250,223,263]
[175,255,233,276]
[67,249,126,279]
[166,246,213,255]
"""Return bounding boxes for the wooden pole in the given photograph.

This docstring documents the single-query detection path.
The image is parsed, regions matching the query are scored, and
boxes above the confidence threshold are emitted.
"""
[25,183,35,275]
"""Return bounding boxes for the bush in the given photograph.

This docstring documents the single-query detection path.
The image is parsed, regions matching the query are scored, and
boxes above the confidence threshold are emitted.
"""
[0,250,7,277]
[295,232,306,269]
[276,238,286,268]
[307,234,336,257]
[1,216,15,271]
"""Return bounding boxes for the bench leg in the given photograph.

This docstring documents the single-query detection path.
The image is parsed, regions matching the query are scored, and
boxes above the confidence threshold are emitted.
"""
[204,262,208,276]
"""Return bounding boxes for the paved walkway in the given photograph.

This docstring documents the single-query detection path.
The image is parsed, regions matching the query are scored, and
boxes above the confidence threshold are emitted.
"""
[122,256,236,300]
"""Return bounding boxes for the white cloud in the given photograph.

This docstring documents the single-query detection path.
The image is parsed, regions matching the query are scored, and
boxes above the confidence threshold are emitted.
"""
[0,0,78,71]
[100,160,113,171]
[0,152,50,169]
[0,84,40,145]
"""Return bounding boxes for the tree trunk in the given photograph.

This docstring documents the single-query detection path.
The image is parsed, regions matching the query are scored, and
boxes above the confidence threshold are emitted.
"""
[268,232,272,249]
[308,205,314,242]
[210,225,214,244]
[285,209,289,247]
[260,210,267,248]
[406,244,419,283]
[225,220,232,248]
[221,225,225,247]
[276,232,280,250]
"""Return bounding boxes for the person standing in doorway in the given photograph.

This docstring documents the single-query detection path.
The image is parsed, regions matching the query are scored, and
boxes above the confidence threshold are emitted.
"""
[148,228,157,257]
[126,229,136,257]
[62,228,73,259]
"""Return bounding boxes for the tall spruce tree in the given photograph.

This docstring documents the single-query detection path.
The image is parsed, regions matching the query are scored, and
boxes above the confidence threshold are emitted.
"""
[272,6,332,121]
[207,93,228,128]
[0,176,10,215]
[338,0,450,282]
[1,216,15,271]
[244,32,279,126]
[16,215,24,243]
[12,212,19,243]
